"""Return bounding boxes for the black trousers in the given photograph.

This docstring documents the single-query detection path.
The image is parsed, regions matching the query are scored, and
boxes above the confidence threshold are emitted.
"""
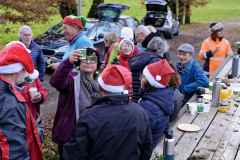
[58,144,64,160]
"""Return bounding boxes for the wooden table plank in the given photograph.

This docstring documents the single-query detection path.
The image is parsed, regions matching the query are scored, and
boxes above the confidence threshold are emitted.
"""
[212,106,240,160]
[235,150,240,160]
[174,107,218,160]
[189,107,238,160]
[151,106,197,158]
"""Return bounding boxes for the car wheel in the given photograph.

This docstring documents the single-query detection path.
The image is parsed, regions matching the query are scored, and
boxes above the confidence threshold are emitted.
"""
[174,29,179,36]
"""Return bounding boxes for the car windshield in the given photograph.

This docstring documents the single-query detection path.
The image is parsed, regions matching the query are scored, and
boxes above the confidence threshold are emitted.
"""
[98,9,119,19]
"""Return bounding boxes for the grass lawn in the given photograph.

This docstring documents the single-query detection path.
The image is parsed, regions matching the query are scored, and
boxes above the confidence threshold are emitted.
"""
[192,0,240,22]
[0,0,240,46]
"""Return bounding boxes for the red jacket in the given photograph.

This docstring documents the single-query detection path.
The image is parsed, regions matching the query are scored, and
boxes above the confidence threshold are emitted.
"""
[118,47,139,70]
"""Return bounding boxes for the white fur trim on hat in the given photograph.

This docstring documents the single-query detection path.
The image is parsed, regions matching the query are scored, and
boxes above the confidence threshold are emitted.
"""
[28,69,39,80]
[156,75,161,81]
[98,76,125,93]
[143,67,165,88]
[0,63,24,74]
[6,41,31,53]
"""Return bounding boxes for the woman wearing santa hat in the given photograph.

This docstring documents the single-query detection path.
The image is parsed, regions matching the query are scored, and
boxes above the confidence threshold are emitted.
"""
[0,41,42,160]
[63,64,153,160]
[139,59,180,147]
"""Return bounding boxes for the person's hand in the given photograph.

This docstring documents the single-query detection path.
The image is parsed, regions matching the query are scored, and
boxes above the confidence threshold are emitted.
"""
[69,52,81,64]
[205,50,213,59]
[31,92,42,103]
[48,62,60,70]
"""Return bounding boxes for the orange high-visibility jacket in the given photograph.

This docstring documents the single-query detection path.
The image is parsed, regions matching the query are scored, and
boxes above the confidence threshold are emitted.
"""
[198,37,232,75]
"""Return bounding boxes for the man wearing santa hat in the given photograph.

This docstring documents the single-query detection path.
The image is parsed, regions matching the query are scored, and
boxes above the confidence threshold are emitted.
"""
[0,41,42,160]
[63,65,153,160]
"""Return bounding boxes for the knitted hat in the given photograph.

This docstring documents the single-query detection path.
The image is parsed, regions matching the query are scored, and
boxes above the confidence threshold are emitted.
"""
[98,65,132,94]
[120,27,134,41]
[143,59,175,88]
[0,41,34,74]
[119,39,134,56]
[209,22,224,33]
[63,15,87,29]
[177,43,195,55]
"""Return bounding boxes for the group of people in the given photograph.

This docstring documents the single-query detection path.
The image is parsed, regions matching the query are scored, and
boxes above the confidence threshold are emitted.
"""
[0,14,233,160]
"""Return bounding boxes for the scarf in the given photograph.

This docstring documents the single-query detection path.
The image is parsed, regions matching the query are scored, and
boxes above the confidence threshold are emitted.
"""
[74,71,100,122]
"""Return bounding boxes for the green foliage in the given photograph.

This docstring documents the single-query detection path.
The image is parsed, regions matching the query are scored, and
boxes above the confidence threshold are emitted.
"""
[0,0,59,23]
[0,15,61,45]
[192,0,240,22]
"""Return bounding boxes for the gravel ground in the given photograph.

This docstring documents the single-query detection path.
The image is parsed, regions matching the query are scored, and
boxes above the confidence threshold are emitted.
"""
[40,21,240,159]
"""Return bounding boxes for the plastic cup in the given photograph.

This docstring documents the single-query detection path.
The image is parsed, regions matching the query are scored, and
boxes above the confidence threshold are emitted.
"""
[209,82,213,91]
[29,87,38,97]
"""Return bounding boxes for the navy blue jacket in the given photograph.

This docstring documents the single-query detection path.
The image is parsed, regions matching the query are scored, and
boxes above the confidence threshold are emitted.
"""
[139,87,175,147]
[63,94,153,160]
[128,52,164,101]
[28,40,45,81]
[0,80,29,159]
[177,59,209,97]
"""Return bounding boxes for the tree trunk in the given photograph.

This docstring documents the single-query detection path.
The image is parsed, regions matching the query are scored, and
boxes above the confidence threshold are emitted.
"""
[87,0,104,18]
[175,0,179,18]
[59,0,77,18]
[185,1,191,24]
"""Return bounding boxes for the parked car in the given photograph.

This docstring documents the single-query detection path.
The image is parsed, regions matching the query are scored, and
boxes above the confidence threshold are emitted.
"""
[34,3,139,72]
[142,0,180,39]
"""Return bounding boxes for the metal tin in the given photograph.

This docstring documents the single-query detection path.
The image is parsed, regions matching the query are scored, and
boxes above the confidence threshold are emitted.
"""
[211,79,222,107]
[232,55,239,78]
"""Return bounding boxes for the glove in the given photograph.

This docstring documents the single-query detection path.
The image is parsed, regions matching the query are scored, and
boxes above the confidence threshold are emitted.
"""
[205,50,213,59]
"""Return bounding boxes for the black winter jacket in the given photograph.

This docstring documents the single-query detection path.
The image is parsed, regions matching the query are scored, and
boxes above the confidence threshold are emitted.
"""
[63,94,153,160]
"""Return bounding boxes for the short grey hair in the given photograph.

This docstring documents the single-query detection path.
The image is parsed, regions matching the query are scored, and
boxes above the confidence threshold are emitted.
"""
[19,25,32,37]
[147,37,169,54]
[134,25,151,36]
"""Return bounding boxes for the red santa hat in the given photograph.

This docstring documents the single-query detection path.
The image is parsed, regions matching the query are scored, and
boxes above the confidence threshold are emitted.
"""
[0,41,34,74]
[98,65,132,94]
[143,59,175,88]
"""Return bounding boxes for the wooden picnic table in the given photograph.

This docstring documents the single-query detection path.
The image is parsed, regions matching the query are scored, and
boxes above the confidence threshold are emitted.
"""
[152,57,240,160]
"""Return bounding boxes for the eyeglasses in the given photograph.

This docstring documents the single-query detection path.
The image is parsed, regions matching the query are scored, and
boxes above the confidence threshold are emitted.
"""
[81,56,98,64]
[81,59,96,64]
